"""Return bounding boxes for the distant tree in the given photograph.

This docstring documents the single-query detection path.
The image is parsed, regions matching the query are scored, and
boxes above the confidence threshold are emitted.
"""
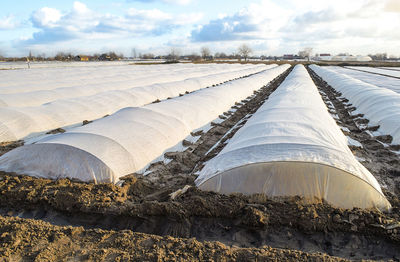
[231,52,240,59]
[298,47,313,60]
[370,53,388,61]
[200,47,211,60]
[215,52,227,59]
[166,47,181,61]
[188,52,201,62]
[56,52,73,61]
[108,51,119,60]
[132,48,137,58]
[93,53,100,60]
[238,44,252,61]
[142,53,155,59]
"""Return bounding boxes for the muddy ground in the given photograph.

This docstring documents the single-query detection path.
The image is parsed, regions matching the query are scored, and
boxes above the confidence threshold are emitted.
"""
[0,66,399,261]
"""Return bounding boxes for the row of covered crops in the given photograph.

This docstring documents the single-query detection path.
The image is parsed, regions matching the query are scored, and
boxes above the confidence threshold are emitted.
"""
[0,64,395,211]
[310,65,400,145]
[0,63,271,142]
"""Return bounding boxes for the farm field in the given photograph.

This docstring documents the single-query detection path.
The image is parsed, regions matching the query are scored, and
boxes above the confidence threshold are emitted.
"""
[0,62,268,143]
[327,66,400,93]
[0,61,132,70]
[345,66,400,78]
[380,67,400,72]
[312,65,400,145]
[0,63,399,261]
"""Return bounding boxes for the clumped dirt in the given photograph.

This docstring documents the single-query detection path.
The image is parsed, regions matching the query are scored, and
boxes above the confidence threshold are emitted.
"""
[0,141,24,157]
[0,215,349,262]
[45,128,66,135]
[0,66,400,261]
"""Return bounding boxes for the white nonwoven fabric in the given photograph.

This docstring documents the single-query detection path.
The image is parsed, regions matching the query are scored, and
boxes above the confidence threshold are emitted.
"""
[0,64,290,183]
[0,64,272,142]
[311,65,400,145]
[196,65,390,211]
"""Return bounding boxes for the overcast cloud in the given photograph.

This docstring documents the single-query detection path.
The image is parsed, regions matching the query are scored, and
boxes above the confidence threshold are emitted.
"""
[0,0,399,56]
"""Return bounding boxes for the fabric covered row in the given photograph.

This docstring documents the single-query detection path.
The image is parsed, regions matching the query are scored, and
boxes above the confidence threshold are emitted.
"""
[326,66,400,94]
[0,63,262,107]
[310,65,400,145]
[196,65,391,211]
[0,64,272,142]
[0,63,245,92]
[0,64,290,183]
[346,66,400,78]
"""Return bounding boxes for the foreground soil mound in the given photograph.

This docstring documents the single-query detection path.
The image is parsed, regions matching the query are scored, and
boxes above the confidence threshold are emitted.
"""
[0,216,351,262]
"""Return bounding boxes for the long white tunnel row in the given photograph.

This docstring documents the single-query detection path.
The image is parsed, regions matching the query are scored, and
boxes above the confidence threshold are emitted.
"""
[196,65,391,211]
[0,63,251,94]
[0,64,272,142]
[0,64,264,107]
[0,64,290,183]
[310,65,400,145]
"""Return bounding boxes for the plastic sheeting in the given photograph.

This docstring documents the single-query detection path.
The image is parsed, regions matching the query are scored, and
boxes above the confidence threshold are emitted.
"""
[0,63,261,106]
[346,66,400,78]
[0,64,272,142]
[326,66,400,94]
[311,65,400,145]
[196,65,391,211]
[0,64,291,183]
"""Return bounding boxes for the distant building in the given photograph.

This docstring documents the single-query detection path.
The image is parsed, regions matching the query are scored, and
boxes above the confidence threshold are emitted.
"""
[319,53,331,57]
[99,54,111,61]
[283,54,294,60]
[315,55,372,62]
[283,54,303,60]
[74,55,90,61]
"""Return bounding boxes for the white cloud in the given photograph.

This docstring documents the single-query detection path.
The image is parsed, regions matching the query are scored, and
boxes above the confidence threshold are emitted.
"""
[31,7,62,28]
[0,15,20,30]
[127,0,193,5]
[6,0,400,56]
[163,0,192,4]
[191,0,400,56]
[24,1,202,46]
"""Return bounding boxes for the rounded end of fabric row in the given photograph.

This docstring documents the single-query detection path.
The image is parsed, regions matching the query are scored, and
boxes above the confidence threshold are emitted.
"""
[0,143,117,183]
[196,161,391,212]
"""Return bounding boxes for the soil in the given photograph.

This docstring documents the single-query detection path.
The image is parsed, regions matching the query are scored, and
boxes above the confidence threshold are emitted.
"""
[45,128,66,135]
[0,66,399,261]
[0,141,24,157]
[0,215,348,262]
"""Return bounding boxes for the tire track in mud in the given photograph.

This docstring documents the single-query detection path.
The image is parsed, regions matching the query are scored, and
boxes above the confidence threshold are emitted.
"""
[1,66,400,261]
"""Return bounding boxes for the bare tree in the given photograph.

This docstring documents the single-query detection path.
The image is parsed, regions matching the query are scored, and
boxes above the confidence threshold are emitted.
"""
[200,47,211,60]
[142,53,155,59]
[298,47,313,60]
[215,52,227,59]
[238,44,252,61]
[188,52,201,62]
[167,47,181,61]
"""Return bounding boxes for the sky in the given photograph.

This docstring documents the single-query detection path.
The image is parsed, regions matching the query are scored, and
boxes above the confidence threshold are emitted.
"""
[0,0,399,57]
